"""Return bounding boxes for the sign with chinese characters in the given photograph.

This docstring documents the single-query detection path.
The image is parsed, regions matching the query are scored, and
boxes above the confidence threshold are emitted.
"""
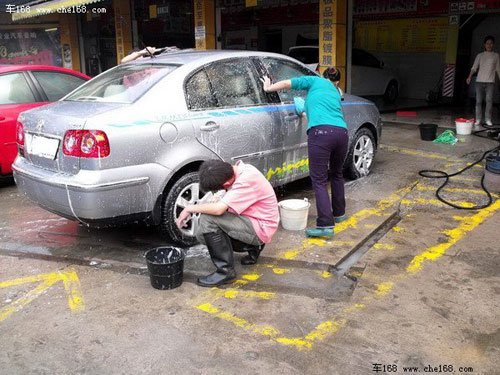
[319,0,336,69]
[0,28,62,66]
[194,0,206,49]
[355,17,449,53]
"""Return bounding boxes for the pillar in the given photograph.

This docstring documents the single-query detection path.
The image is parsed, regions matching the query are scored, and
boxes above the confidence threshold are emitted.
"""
[113,0,133,64]
[59,13,81,71]
[194,0,215,50]
[319,0,347,91]
[442,19,459,98]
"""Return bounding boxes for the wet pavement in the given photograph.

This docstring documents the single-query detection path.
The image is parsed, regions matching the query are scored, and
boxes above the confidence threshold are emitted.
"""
[0,119,499,374]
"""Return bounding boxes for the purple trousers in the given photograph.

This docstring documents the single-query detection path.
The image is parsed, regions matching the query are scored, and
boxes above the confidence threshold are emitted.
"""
[307,125,349,228]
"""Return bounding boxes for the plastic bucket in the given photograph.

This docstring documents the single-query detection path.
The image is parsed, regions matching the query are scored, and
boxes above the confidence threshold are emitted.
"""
[455,118,473,135]
[278,198,310,231]
[145,246,185,290]
[418,123,438,141]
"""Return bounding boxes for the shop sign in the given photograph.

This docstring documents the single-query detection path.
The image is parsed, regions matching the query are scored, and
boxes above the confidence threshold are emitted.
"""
[0,28,62,66]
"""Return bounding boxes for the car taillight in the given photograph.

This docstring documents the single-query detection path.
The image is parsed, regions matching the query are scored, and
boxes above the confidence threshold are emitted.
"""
[16,121,24,146]
[63,130,110,158]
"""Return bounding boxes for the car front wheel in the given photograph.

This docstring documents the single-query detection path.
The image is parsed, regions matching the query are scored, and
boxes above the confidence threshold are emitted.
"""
[160,172,205,246]
[384,80,399,103]
[345,128,376,180]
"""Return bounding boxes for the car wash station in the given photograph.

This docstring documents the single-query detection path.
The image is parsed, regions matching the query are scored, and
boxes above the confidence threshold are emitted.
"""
[0,0,499,373]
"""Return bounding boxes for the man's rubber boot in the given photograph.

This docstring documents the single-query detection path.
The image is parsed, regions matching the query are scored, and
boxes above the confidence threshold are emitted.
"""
[197,230,236,287]
[230,238,265,266]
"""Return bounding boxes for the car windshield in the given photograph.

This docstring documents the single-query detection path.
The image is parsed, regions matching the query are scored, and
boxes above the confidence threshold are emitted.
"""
[64,63,177,103]
[288,48,318,64]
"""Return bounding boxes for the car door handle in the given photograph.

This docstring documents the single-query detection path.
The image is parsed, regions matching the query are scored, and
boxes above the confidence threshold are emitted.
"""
[200,122,220,131]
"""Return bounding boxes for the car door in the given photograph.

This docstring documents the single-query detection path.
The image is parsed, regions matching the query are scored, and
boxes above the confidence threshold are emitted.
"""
[351,49,386,96]
[28,70,87,101]
[259,57,316,185]
[187,57,284,184]
[0,72,46,175]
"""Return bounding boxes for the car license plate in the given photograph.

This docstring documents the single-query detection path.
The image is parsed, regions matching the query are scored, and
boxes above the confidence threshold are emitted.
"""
[25,134,60,160]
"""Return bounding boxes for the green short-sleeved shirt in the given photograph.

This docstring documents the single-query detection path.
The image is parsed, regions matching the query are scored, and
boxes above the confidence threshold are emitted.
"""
[291,76,347,130]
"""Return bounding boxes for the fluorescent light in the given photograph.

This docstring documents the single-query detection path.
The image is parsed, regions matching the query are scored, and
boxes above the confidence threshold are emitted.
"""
[45,28,58,32]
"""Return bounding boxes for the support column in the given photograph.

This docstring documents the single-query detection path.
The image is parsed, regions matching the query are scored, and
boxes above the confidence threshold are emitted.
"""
[319,0,347,91]
[113,0,133,64]
[442,19,459,98]
[59,13,81,71]
[194,0,215,50]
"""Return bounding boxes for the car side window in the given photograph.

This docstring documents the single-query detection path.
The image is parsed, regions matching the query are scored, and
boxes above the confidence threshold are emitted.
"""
[185,69,217,110]
[262,58,315,103]
[352,49,380,69]
[32,71,86,101]
[205,59,267,108]
[0,73,36,105]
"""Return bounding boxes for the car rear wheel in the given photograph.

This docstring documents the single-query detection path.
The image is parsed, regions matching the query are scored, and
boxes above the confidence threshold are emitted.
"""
[345,128,376,180]
[160,172,205,246]
[384,80,398,103]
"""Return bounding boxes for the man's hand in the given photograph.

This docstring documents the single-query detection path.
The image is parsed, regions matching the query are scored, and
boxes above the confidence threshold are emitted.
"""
[261,76,272,92]
[176,208,191,229]
[141,46,157,56]
[466,76,472,85]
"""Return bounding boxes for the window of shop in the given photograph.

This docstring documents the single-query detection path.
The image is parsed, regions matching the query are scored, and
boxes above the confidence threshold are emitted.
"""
[133,0,194,49]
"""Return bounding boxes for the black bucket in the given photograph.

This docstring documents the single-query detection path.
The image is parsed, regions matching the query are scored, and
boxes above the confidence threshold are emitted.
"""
[145,247,185,290]
[418,123,438,141]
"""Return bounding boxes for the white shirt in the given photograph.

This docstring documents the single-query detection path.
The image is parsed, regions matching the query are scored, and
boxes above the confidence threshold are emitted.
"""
[471,51,500,83]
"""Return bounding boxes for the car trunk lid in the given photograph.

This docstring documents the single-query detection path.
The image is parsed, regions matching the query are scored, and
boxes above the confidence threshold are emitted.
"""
[19,101,125,174]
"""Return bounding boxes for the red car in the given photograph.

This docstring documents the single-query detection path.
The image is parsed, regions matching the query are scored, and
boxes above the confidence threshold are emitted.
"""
[0,65,89,177]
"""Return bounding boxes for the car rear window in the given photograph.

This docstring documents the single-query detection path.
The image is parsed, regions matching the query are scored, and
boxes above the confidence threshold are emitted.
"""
[64,63,177,104]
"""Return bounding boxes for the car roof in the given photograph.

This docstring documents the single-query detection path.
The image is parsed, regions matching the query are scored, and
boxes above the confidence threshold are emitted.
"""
[0,64,90,79]
[130,49,300,68]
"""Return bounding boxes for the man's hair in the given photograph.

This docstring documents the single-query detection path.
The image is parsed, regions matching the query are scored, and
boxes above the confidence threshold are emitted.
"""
[323,66,341,82]
[198,160,234,192]
[484,35,495,44]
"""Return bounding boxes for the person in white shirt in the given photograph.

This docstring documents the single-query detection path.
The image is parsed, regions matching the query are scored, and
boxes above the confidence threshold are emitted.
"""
[466,35,500,127]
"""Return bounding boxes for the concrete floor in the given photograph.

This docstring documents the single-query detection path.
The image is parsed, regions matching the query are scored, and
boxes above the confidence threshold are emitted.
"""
[0,120,499,374]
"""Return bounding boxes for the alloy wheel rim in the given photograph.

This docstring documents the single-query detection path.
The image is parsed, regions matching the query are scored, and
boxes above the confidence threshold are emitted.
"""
[353,135,374,176]
[174,182,203,237]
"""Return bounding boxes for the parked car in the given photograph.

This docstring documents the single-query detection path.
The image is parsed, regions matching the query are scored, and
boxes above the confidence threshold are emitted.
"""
[0,65,89,177]
[288,46,399,102]
[13,50,382,246]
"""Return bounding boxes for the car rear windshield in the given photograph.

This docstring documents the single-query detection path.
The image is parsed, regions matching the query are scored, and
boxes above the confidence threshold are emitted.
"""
[64,63,177,104]
[288,48,318,64]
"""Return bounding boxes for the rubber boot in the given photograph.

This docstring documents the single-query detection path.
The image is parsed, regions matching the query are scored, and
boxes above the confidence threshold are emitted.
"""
[230,238,264,265]
[197,230,236,287]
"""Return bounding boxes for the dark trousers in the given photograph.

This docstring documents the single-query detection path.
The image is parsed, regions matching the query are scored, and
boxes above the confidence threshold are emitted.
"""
[307,125,349,228]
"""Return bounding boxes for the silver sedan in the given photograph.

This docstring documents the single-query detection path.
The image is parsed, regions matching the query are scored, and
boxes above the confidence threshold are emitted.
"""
[13,50,382,246]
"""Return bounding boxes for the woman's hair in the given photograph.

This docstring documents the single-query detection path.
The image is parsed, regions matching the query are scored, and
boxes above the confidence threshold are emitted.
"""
[323,67,341,82]
[484,35,495,44]
[198,160,235,192]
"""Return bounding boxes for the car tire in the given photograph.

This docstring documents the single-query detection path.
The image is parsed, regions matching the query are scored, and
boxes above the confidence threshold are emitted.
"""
[344,128,376,180]
[160,171,205,246]
[383,80,398,103]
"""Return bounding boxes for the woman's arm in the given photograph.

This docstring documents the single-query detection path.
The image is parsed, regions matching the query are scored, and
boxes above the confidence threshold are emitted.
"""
[466,54,481,84]
[120,47,157,64]
[262,76,292,92]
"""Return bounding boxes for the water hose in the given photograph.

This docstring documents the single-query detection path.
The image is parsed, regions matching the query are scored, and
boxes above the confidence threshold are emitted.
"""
[418,125,500,210]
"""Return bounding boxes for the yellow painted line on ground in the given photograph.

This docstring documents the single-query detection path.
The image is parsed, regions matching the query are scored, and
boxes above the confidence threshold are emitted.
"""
[407,199,500,273]
[416,184,498,197]
[392,226,404,232]
[0,268,84,322]
[401,198,476,208]
[380,145,450,160]
[373,243,396,251]
[222,290,276,300]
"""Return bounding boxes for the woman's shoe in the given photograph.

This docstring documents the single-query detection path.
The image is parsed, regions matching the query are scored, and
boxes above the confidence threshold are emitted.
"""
[334,214,347,223]
[305,227,334,238]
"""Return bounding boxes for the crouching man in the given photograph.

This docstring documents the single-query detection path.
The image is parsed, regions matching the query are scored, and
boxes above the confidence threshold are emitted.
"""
[176,160,279,287]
